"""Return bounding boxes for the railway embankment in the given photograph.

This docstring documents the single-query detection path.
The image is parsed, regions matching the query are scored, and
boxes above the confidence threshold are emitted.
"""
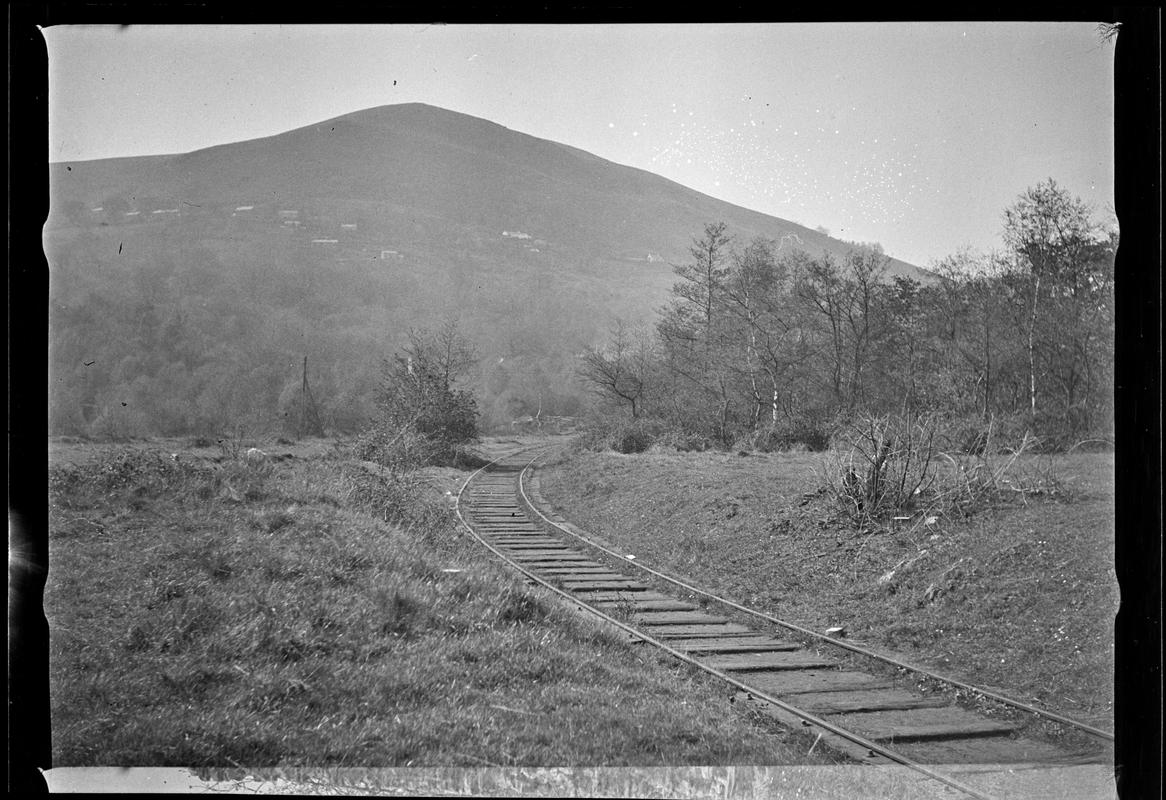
[535,446,1116,736]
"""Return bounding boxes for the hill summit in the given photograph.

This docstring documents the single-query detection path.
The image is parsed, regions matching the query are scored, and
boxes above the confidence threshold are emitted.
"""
[49,102,926,279]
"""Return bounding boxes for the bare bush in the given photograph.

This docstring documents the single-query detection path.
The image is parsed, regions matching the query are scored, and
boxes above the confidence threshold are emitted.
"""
[934,423,1068,511]
[825,413,1070,531]
[656,429,715,453]
[828,412,940,525]
[575,415,665,454]
[739,417,832,453]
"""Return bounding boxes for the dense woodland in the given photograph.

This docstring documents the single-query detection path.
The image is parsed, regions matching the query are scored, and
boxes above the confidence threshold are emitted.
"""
[580,180,1116,451]
[46,178,1112,451]
[45,213,597,439]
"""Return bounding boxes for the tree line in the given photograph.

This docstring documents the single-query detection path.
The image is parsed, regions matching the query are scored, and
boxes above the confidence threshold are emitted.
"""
[579,180,1115,451]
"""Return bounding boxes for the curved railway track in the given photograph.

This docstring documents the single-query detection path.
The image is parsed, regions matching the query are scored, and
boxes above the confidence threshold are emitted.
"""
[455,444,1112,799]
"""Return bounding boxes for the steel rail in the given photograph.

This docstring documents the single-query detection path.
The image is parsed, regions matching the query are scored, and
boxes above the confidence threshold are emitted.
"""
[517,448,1115,743]
[454,447,1001,800]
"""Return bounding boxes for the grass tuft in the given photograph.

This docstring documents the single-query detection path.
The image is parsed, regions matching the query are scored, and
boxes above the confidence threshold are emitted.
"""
[375,588,426,638]
[495,589,551,625]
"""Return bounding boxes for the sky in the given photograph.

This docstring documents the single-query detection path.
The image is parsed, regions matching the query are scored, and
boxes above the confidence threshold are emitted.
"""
[42,23,1116,268]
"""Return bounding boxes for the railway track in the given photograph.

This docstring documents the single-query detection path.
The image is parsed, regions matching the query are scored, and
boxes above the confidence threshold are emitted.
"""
[455,444,1113,799]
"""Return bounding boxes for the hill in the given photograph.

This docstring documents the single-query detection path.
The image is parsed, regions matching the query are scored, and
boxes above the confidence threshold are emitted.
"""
[44,103,931,436]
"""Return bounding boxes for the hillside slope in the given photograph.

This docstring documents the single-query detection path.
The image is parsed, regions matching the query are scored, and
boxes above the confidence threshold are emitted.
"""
[44,103,931,436]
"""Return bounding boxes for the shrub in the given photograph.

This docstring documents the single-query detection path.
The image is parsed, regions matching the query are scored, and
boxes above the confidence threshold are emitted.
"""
[453,447,490,470]
[341,465,422,522]
[607,418,670,454]
[614,424,653,454]
[363,327,480,468]
[745,417,832,453]
[573,422,611,453]
[354,424,438,471]
[657,430,715,452]
[826,411,944,525]
[575,415,662,454]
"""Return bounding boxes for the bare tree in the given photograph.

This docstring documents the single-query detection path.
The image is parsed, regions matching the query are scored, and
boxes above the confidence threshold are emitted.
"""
[1002,179,1098,424]
[578,321,653,419]
[840,246,891,409]
[723,239,813,425]
[794,253,850,409]
[418,318,478,390]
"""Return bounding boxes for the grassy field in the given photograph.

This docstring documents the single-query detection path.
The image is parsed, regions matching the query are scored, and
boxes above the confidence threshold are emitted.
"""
[537,445,1117,731]
[44,436,842,768]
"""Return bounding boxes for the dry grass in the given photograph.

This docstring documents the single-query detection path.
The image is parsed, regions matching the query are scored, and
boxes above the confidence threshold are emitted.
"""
[45,440,840,767]
[538,447,1116,729]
